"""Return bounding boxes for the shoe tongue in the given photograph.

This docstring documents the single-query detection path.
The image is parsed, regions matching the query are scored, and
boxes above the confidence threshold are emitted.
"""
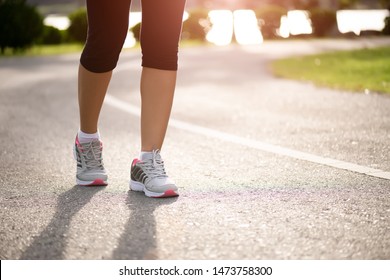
[81,139,100,146]
[141,151,161,161]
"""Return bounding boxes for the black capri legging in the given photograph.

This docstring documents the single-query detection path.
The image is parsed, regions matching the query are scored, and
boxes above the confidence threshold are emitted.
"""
[80,0,186,73]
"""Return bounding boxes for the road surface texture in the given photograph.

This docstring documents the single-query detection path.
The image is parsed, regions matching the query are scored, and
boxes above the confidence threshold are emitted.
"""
[1,38,389,259]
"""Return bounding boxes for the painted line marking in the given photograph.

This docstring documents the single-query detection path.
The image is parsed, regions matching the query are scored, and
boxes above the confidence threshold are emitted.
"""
[105,94,390,181]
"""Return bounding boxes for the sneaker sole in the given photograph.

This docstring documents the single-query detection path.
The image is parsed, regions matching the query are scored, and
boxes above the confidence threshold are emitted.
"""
[77,178,108,186]
[130,180,179,198]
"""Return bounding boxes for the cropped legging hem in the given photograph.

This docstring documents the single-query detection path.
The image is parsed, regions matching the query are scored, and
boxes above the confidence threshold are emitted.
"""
[80,0,186,73]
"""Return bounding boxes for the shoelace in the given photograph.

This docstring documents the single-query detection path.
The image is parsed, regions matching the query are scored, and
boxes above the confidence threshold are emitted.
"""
[140,150,167,179]
[80,140,104,169]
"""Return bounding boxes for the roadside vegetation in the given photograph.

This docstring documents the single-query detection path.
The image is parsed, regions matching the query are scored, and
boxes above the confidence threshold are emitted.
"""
[2,0,390,57]
[271,47,390,94]
[1,0,390,95]
[0,43,83,57]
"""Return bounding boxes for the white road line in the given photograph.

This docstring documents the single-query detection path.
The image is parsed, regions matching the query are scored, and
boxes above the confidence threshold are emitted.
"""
[105,94,390,181]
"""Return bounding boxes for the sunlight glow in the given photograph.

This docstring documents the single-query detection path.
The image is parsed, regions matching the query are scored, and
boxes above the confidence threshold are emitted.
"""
[337,10,389,35]
[43,15,70,30]
[279,10,312,38]
[44,9,389,49]
[233,10,263,45]
[288,10,312,35]
[206,10,234,46]
[183,11,189,21]
[278,15,290,38]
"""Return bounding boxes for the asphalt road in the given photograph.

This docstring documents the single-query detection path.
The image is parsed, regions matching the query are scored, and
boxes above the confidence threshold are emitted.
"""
[0,38,389,260]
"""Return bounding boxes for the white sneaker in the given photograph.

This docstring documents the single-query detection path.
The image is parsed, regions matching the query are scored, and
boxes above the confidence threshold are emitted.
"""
[130,150,178,197]
[73,135,108,186]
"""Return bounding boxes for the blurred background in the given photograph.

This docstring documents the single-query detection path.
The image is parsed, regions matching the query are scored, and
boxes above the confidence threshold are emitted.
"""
[1,0,390,261]
[0,0,389,54]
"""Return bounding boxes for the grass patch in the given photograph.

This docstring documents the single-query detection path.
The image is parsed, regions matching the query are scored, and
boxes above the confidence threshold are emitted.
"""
[0,39,209,59]
[271,47,390,94]
[0,43,84,57]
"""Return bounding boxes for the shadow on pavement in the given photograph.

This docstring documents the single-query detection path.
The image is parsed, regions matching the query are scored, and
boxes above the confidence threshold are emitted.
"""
[20,185,104,259]
[111,191,178,259]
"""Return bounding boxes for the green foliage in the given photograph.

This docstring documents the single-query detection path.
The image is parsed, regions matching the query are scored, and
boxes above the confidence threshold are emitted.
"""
[309,9,337,37]
[0,43,84,57]
[255,5,288,39]
[181,8,210,41]
[38,25,63,45]
[0,0,44,53]
[130,22,141,42]
[67,7,87,43]
[383,16,390,35]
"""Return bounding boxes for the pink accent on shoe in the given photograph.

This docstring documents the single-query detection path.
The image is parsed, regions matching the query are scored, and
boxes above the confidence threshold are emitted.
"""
[153,189,179,198]
[132,158,141,167]
[75,135,82,148]
[86,179,107,186]
[76,135,102,146]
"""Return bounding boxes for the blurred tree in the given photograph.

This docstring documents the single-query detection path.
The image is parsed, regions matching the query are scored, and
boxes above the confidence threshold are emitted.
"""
[382,0,390,35]
[255,5,288,39]
[38,25,63,45]
[130,22,141,42]
[181,8,210,41]
[380,0,390,9]
[338,0,359,8]
[304,0,320,9]
[253,0,320,10]
[0,0,44,53]
[383,16,390,35]
[67,7,87,43]
[290,0,316,9]
[310,8,337,37]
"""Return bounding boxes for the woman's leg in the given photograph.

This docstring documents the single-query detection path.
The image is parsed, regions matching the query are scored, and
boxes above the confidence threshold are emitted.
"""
[129,0,186,197]
[75,0,131,186]
[140,68,177,151]
[78,66,112,134]
[139,0,186,152]
[79,0,131,133]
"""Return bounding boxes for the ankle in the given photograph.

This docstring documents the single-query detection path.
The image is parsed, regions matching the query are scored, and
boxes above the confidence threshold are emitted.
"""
[78,130,100,143]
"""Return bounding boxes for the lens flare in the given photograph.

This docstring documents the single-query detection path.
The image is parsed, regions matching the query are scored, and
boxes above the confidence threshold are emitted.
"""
[337,9,389,35]
[233,10,263,45]
[206,10,234,46]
